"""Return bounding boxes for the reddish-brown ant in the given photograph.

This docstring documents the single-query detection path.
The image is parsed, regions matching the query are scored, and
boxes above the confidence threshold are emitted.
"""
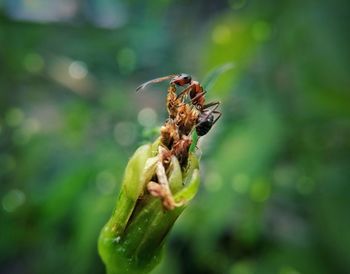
[171,75,222,137]
[136,73,222,137]
[171,74,222,137]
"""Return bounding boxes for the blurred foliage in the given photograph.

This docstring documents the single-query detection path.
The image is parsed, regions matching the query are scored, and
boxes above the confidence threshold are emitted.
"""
[0,0,349,274]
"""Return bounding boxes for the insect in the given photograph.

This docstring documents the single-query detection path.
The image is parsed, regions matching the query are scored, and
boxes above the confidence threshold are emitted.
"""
[171,75,222,137]
[137,73,222,137]
[172,75,222,137]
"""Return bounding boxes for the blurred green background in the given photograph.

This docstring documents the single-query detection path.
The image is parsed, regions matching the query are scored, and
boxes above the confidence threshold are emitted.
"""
[1,0,349,273]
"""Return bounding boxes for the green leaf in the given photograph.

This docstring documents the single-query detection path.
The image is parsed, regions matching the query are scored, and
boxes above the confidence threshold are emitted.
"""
[202,63,235,91]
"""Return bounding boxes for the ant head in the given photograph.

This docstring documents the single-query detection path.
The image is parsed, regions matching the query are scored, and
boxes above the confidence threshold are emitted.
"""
[170,73,192,86]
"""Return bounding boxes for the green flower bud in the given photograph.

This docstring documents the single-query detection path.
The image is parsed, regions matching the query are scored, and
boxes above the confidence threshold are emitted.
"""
[98,141,200,274]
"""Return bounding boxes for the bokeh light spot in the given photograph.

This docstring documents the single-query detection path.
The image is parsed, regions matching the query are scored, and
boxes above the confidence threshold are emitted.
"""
[114,122,137,146]
[6,108,24,127]
[252,21,271,42]
[68,61,88,79]
[279,266,301,274]
[137,108,158,128]
[23,53,44,73]
[2,189,26,213]
[205,172,223,192]
[12,118,40,145]
[230,260,254,274]
[250,179,270,202]
[96,170,116,195]
[116,48,136,74]
[23,118,41,135]
[212,25,232,44]
[231,173,249,193]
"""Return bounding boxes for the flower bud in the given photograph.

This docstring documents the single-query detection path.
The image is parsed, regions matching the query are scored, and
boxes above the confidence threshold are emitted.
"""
[98,141,200,274]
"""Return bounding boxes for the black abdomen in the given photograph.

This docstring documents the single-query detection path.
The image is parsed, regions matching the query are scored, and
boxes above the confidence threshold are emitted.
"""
[196,113,214,136]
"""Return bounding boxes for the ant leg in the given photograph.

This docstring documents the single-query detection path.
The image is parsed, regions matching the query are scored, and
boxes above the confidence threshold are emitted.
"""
[197,102,221,125]
[190,90,207,105]
[212,110,222,125]
[176,83,196,100]
[176,85,208,107]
